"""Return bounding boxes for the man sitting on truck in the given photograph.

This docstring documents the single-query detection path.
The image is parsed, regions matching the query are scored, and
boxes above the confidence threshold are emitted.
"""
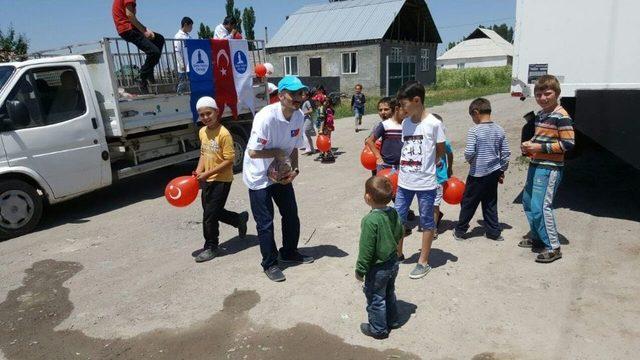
[112,0,165,94]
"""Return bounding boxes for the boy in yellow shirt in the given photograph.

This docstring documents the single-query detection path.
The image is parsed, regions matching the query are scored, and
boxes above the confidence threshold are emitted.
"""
[193,96,249,263]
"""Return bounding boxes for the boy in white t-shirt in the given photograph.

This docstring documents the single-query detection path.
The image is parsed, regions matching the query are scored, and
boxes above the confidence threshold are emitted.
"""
[394,81,446,279]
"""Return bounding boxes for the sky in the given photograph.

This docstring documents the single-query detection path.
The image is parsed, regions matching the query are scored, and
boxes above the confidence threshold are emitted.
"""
[0,0,515,56]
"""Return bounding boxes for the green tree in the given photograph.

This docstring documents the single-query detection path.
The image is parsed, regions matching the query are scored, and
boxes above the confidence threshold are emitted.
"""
[486,23,514,43]
[242,7,256,41]
[0,24,28,62]
[197,23,214,39]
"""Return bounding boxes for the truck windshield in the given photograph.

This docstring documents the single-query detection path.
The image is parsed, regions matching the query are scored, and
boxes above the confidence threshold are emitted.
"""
[0,66,14,90]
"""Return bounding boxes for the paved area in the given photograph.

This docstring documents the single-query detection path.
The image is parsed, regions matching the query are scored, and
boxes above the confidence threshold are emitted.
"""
[1,94,639,359]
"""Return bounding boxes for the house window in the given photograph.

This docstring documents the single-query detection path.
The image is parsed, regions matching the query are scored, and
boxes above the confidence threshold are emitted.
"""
[420,48,430,71]
[341,52,357,74]
[391,47,402,62]
[457,63,465,69]
[284,56,298,75]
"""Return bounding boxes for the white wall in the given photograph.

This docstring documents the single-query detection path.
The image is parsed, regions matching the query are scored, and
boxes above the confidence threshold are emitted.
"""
[437,56,508,69]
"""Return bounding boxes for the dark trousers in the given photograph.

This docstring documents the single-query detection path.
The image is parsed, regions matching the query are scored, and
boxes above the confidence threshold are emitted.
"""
[201,181,240,250]
[364,257,399,336]
[248,183,300,270]
[455,170,502,238]
[120,29,165,82]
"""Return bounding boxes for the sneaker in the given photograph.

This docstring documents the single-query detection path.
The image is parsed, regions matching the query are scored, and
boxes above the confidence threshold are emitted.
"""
[264,265,286,282]
[407,210,416,221]
[191,248,205,257]
[279,251,314,265]
[389,321,401,330]
[238,211,249,239]
[404,226,412,237]
[397,254,405,262]
[486,234,504,241]
[409,263,432,279]
[194,248,217,263]
[359,323,388,340]
[452,231,466,241]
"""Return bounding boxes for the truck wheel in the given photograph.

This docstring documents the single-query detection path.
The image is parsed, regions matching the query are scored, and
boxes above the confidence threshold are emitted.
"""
[0,179,44,240]
[231,132,247,173]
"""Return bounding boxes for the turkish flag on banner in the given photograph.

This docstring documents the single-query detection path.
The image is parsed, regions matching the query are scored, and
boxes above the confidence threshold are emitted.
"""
[211,39,239,119]
[229,39,255,115]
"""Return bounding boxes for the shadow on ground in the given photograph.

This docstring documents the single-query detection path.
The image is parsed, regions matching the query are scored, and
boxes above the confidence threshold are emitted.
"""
[0,260,419,360]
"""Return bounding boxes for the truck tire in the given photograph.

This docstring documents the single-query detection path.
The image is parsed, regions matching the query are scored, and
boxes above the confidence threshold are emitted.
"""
[0,179,44,240]
[231,131,247,173]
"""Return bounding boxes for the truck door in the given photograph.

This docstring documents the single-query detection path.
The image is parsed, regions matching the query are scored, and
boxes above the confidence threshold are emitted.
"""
[0,65,107,198]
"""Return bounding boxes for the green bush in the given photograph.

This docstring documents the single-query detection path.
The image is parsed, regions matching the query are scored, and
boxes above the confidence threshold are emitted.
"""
[434,66,511,90]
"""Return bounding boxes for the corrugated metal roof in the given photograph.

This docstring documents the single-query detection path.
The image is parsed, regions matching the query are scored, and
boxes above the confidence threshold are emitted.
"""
[437,28,513,60]
[266,0,405,49]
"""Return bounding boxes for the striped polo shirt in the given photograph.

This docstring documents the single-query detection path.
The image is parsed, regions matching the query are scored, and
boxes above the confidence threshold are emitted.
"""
[464,122,511,177]
[529,106,575,167]
[372,119,403,165]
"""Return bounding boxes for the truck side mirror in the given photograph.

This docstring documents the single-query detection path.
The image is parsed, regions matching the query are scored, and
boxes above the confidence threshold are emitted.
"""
[6,100,30,128]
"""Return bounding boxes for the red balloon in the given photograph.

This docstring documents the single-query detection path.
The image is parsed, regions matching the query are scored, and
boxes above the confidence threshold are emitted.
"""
[375,139,382,150]
[360,147,377,170]
[165,176,199,207]
[316,134,331,152]
[443,176,466,205]
[255,63,267,78]
[376,168,398,195]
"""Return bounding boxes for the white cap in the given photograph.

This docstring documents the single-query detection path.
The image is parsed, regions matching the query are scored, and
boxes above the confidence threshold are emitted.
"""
[267,82,278,94]
[196,96,218,110]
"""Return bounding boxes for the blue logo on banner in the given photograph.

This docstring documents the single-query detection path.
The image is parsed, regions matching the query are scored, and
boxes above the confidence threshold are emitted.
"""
[186,40,216,122]
[233,50,248,74]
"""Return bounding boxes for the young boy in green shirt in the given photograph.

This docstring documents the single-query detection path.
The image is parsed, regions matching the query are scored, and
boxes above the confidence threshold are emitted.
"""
[356,176,404,339]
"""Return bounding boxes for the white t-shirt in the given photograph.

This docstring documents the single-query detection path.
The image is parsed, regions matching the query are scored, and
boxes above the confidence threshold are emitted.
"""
[243,102,305,190]
[173,29,191,73]
[214,24,233,39]
[398,113,446,191]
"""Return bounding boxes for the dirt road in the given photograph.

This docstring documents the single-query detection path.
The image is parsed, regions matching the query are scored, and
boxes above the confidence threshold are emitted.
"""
[1,94,638,359]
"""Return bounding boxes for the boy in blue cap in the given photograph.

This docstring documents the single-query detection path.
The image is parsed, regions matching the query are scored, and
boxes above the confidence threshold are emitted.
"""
[243,76,314,282]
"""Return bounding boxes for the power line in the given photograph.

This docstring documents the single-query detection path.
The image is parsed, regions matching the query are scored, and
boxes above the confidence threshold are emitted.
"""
[438,17,514,30]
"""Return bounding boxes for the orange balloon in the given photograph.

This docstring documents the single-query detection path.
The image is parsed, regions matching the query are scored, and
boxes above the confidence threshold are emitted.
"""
[376,168,398,195]
[360,147,377,171]
[443,176,465,205]
[165,176,199,207]
[255,63,267,78]
[316,135,332,152]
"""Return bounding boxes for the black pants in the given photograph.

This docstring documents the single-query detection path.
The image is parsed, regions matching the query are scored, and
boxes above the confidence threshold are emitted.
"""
[201,181,240,250]
[248,184,300,270]
[120,29,165,82]
[455,170,502,238]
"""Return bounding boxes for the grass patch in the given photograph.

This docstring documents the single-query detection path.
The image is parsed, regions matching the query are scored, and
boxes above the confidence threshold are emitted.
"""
[334,66,511,119]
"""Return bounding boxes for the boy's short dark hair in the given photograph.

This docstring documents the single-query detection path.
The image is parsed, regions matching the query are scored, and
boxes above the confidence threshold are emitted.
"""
[534,75,561,95]
[365,176,393,205]
[377,97,397,110]
[469,98,492,115]
[181,17,194,27]
[396,81,425,104]
[223,16,237,26]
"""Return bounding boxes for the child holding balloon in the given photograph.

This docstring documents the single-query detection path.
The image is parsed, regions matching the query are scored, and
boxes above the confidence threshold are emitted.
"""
[319,98,336,163]
[453,98,510,242]
[192,96,249,263]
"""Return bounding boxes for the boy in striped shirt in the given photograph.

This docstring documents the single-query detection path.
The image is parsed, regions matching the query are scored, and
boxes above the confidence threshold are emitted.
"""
[519,75,575,263]
[454,98,510,241]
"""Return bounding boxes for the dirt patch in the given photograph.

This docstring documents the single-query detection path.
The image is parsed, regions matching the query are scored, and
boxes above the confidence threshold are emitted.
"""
[0,260,418,359]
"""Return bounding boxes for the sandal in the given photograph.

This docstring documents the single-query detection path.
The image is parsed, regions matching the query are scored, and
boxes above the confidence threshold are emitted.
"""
[518,239,534,248]
[535,249,562,263]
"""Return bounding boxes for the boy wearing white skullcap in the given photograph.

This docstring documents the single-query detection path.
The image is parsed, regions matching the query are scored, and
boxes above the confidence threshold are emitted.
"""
[193,96,249,263]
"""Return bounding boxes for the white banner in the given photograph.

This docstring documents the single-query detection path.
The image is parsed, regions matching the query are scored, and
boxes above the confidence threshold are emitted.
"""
[229,39,255,115]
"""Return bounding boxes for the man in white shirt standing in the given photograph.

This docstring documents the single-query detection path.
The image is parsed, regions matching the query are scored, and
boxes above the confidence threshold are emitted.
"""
[174,16,192,95]
[394,81,446,280]
[214,16,238,39]
[243,76,314,282]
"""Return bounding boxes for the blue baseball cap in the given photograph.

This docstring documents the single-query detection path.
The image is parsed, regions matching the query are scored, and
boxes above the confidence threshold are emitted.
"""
[277,76,308,93]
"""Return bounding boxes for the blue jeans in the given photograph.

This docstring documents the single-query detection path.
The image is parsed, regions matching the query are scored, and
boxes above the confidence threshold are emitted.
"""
[363,257,399,336]
[395,187,436,230]
[249,183,300,270]
[522,164,563,250]
[176,72,188,94]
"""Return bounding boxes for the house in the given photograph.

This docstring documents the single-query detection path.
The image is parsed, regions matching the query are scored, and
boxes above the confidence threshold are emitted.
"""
[437,27,514,69]
[265,0,441,96]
